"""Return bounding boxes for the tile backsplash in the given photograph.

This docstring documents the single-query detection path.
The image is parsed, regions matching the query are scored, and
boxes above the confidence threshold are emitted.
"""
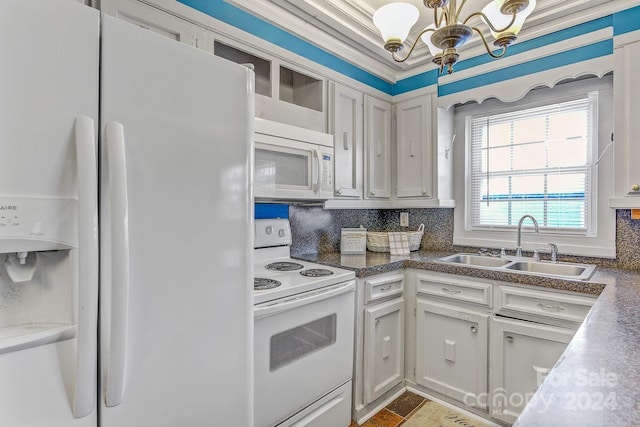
[289,206,454,255]
[288,206,640,271]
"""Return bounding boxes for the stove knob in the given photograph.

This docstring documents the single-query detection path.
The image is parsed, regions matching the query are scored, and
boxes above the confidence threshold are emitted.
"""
[266,226,273,235]
[278,229,285,237]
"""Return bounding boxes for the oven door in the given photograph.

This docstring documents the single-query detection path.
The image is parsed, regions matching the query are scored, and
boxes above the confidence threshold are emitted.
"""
[254,281,355,427]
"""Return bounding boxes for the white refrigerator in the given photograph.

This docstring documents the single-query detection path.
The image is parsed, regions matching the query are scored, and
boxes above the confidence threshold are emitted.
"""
[0,1,254,426]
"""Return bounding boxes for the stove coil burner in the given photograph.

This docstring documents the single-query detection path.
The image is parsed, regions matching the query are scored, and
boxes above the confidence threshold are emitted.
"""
[254,277,281,290]
[299,268,334,278]
[265,262,304,271]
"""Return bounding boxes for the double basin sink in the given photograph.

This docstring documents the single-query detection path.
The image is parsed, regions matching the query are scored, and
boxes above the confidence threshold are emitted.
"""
[437,253,597,281]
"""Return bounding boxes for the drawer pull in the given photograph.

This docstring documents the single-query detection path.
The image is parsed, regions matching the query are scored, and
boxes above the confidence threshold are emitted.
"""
[506,335,514,343]
[442,287,461,295]
[537,302,565,312]
[470,325,478,334]
[379,285,392,292]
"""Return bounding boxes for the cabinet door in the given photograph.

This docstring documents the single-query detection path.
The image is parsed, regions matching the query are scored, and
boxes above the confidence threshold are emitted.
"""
[396,96,433,198]
[363,298,404,404]
[329,82,363,198]
[613,36,640,202]
[100,0,211,51]
[364,96,391,199]
[415,299,488,408]
[490,316,574,424]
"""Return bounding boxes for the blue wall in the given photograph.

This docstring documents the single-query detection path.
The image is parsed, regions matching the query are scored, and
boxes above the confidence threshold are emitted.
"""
[178,0,392,94]
[255,203,288,219]
[179,1,640,97]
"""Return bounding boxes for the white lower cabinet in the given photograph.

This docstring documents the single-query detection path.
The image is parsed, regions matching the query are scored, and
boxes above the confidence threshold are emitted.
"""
[407,271,595,426]
[415,299,489,408]
[363,297,404,403]
[489,316,575,424]
[353,272,405,422]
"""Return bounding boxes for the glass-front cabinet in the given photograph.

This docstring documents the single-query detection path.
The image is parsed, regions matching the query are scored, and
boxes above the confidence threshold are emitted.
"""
[214,40,326,132]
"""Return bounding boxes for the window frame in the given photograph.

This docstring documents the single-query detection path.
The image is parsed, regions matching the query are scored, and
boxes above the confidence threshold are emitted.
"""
[452,76,616,258]
[465,92,599,237]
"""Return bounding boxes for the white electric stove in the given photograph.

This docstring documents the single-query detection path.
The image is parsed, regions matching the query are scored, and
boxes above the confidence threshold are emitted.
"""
[253,218,355,427]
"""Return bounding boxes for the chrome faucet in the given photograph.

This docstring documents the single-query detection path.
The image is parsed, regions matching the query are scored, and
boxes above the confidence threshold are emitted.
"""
[548,242,558,262]
[516,215,539,257]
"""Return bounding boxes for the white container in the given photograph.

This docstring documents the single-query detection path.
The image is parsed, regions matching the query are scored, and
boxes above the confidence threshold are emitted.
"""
[341,227,367,254]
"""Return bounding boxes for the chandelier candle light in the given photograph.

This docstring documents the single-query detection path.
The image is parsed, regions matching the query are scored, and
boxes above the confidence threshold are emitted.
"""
[373,0,536,74]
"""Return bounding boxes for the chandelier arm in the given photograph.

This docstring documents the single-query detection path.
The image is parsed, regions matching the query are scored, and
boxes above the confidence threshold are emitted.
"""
[453,0,469,23]
[434,5,449,28]
[463,11,517,34]
[472,26,507,58]
[391,27,438,63]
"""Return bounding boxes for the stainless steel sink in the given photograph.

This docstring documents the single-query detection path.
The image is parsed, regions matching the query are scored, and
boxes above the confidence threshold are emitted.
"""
[437,253,597,280]
[438,253,512,268]
[504,260,597,280]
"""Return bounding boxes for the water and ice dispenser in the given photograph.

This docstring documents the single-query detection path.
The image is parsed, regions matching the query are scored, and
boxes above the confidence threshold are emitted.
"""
[0,197,77,283]
[0,196,82,356]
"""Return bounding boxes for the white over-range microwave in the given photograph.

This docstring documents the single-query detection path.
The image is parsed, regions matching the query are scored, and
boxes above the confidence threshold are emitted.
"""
[254,118,334,201]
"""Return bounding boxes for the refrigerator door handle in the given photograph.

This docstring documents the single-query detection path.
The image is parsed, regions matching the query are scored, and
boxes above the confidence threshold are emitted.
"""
[104,121,130,407]
[73,116,99,418]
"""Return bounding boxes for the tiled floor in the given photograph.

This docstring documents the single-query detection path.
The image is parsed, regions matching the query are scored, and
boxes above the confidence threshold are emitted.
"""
[350,391,428,427]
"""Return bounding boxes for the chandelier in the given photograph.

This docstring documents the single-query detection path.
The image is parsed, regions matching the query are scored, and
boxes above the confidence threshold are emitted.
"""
[373,0,536,74]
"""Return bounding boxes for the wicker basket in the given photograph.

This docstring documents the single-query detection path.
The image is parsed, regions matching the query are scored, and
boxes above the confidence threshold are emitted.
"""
[366,224,424,252]
[365,231,390,253]
[407,223,425,251]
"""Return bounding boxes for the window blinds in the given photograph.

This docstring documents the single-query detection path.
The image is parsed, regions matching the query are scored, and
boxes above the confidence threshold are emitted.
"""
[468,94,596,232]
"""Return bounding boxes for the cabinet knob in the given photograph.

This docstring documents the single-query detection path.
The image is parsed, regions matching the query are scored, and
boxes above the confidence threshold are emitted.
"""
[632,184,640,192]
[370,191,376,196]
[470,325,478,334]
[336,189,342,195]
[506,335,514,343]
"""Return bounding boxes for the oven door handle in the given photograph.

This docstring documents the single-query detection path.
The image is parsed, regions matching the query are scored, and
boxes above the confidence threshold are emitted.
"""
[254,280,355,319]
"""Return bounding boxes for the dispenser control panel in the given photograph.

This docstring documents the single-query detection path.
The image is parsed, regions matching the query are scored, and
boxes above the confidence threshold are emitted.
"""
[0,197,77,252]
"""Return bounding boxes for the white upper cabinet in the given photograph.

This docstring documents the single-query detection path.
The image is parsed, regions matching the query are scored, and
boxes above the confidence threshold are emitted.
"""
[214,40,326,132]
[610,30,640,208]
[364,96,392,199]
[329,82,363,198]
[100,0,212,51]
[396,95,433,199]
[105,0,328,132]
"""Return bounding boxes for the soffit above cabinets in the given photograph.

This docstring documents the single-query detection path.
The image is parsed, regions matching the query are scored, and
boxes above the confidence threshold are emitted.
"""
[226,0,617,81]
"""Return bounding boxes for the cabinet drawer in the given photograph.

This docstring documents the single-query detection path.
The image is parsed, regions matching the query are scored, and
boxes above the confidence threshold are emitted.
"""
[496,285,595,324]
[364,274,404,304]
[416,273,492,307]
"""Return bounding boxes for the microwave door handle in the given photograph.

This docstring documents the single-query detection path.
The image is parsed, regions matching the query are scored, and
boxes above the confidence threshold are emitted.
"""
[312,148,321,192]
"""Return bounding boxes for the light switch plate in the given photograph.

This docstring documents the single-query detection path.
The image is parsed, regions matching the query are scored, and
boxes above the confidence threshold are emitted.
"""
[400,212,409,227]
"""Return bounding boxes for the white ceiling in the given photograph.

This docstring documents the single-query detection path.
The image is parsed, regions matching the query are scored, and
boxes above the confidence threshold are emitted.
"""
[226,0,620,82]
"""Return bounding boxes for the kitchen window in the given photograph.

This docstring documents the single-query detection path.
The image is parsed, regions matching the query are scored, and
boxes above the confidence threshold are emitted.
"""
[467,93,597,235]
[452,76,616,258]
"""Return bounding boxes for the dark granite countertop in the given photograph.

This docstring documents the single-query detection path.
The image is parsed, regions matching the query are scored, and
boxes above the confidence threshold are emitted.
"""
[293,250,640,426]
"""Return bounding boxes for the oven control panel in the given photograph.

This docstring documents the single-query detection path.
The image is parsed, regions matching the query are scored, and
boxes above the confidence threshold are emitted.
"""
[255,218,292,248]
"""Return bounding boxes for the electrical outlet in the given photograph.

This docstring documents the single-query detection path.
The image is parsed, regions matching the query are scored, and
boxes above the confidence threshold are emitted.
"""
[400,212,409,227]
